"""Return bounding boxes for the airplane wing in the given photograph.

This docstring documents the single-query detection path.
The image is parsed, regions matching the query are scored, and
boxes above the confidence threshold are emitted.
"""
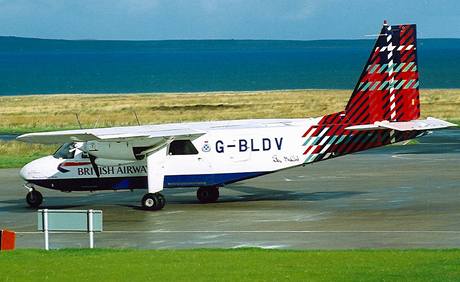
[16,118,303,144]
[345,117,456,131]
[17,126,206,144]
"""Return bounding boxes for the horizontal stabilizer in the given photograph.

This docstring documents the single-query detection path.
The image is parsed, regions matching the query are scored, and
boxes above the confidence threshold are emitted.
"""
[345,117,457,132]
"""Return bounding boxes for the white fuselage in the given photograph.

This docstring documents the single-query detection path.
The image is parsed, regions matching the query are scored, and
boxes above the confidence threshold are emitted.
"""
[20,118,321,191]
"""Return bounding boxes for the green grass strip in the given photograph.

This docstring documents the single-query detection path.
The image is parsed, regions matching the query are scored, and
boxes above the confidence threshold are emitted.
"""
[0,249,460,281]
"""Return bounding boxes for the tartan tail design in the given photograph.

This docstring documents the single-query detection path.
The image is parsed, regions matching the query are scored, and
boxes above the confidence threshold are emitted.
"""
[345,23,420,124]
[301,22,424,164]
[301,112,421,164]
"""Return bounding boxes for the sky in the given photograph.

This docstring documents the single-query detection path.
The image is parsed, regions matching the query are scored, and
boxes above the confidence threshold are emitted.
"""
[0,0,459,40]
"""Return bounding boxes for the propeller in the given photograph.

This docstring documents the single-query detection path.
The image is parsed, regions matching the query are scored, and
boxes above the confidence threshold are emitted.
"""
[88,154,100,178]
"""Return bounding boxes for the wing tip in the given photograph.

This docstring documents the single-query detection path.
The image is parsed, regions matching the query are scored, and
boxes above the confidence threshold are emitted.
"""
[16,133,33,143]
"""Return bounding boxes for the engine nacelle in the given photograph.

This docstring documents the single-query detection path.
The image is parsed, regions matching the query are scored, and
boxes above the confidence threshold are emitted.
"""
[81,141,151,161]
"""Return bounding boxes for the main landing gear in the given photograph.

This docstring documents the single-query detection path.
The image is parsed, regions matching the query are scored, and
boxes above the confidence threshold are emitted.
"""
[26,188,43,208]
[197,186,220,203]
[141,187,220,211]
[141,193,166,211]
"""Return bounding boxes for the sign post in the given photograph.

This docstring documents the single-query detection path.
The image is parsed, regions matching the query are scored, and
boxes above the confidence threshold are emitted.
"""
[88,209,94,249]
[38,209,103,250]
[43,209,49,250]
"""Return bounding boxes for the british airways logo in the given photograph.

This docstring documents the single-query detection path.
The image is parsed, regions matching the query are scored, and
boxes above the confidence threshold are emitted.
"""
[215,137,283,153]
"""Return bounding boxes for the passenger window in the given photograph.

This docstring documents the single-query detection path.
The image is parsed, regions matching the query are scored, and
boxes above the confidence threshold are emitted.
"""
[53,143,76,159]
[168,140,198,155]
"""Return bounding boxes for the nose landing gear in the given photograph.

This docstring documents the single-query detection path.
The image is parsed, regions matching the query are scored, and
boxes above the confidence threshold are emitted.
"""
[26,189,43,208]
[24,184,43,208]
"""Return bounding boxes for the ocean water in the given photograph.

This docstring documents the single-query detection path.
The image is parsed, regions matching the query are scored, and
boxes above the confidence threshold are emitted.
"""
[0,37,459,95]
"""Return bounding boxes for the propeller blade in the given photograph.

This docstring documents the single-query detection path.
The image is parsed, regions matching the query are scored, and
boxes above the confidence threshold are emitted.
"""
[89,154,100,177]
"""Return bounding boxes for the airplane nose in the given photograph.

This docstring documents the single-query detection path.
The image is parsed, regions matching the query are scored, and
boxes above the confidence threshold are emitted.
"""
[19,163,30,180]
[19,160,41,180]
[19,156,61,181]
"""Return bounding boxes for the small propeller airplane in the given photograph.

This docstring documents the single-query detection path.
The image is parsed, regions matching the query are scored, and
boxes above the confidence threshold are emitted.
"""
[17,21,456,210]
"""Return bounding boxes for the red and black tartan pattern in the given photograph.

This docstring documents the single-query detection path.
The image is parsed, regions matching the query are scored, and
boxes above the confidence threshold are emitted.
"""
[302,112,420,163]
[302,24,422,163]
[345,24,419,124]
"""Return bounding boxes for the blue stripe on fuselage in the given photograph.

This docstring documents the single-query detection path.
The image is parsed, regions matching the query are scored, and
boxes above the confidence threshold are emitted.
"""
[28,171,270,191]
[164,171,267,187]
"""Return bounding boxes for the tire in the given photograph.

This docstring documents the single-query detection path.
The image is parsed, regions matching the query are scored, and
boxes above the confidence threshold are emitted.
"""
[197,187,219,203]
[141,193,165,211]
[155,193,166,210]
[209,187,219,202]
[26,190,43,208]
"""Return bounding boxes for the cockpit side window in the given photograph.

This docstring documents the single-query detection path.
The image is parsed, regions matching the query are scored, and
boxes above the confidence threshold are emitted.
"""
[168,140,198,155]
[53,143,76,159]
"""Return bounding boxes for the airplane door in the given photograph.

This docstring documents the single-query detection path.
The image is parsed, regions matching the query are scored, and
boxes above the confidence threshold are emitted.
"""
[165,139,212,177]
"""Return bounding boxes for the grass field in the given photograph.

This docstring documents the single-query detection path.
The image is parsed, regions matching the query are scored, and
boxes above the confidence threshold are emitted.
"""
[0,89,458,168]
[1,89,459,133]
[1,249,459,281]
[0,141,55,168]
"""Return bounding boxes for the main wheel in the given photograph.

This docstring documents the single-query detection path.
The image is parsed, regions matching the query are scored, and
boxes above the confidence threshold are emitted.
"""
[141,193,166,211]
[26,190,43,208]
[197,187,219,203]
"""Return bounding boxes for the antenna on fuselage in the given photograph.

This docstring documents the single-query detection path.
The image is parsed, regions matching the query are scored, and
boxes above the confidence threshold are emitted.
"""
[132,110,141,126]
[93,115,101,128]
[74,113,83,129]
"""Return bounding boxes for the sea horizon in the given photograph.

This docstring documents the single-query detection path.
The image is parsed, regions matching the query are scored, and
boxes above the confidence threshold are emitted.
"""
[1,36,459,95]
[1,88,459,98]
[4,34,460,41]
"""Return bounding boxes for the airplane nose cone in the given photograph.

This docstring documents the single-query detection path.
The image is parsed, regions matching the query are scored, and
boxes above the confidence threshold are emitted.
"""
[19,163,30,180]
[19,156,61,181]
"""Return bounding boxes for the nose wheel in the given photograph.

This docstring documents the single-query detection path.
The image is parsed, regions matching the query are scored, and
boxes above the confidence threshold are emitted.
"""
[197,186,220,203]
[141,193,166,211]
[26,189,43,208]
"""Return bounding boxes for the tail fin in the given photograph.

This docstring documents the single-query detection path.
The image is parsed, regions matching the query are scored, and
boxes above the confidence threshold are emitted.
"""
[345,22,420,124]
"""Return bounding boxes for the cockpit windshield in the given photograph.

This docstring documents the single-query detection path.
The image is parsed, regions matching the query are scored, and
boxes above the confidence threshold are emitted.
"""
[53,143,76,159]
